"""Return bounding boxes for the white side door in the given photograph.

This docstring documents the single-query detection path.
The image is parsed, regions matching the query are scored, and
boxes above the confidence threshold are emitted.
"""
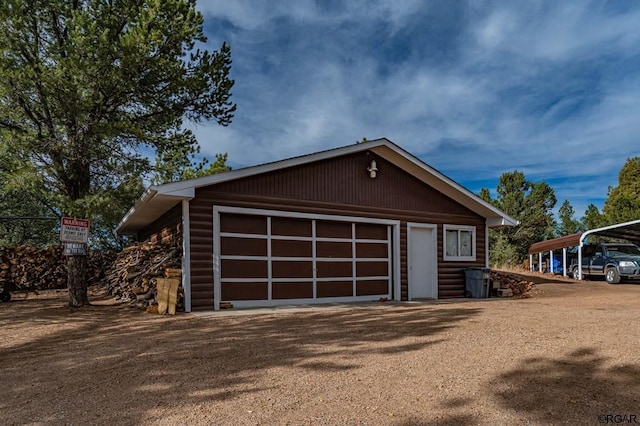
[408,224,438,299]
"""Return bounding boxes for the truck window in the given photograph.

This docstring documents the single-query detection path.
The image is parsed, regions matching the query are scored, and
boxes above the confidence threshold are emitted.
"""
[608,245,640,255]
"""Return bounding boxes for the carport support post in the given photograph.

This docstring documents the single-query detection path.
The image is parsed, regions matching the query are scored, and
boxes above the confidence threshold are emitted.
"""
[562,247,567,277]
[538,252,543,273]
[577,242,583,280]
[529,254,533,271]
[549,250,554,274]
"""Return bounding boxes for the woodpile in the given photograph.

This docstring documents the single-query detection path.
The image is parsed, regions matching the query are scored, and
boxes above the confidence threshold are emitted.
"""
[101,241,183,312]
[491,270,536,298]
[0,245,115,291]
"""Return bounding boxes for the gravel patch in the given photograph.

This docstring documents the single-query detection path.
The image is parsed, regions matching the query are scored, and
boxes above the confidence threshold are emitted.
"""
[1,275,639,425]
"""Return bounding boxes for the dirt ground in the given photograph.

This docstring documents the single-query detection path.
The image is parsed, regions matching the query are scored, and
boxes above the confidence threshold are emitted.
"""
[1,272,639,426]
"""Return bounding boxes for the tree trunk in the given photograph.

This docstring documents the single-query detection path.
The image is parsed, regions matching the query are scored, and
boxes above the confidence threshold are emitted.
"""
[67,254,90,307]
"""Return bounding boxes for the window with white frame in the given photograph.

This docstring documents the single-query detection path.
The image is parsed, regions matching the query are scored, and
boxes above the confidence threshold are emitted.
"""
[443,225,476,261]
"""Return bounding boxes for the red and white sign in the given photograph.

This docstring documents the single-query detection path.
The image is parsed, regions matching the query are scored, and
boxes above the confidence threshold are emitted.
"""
[60,217,90,243]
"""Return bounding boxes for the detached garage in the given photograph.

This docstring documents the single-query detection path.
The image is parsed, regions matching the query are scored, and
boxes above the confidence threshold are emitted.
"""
[117,138,517,311]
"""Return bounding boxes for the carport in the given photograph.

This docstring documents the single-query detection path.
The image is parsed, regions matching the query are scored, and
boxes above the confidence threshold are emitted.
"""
[528,219,640,279]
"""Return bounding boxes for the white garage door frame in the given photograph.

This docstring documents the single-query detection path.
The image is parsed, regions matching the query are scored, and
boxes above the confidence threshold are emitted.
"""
[212,205,401,310]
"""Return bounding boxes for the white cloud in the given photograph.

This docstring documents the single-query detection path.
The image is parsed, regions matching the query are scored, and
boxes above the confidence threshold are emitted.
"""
[472,3,640,62]
[190,1,640,215]
[197,0,318,30]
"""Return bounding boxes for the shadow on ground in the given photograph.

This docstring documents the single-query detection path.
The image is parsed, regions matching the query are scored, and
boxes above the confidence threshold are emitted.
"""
[491,347,640,422]
[0,294,481,425]
[401,347,640,425]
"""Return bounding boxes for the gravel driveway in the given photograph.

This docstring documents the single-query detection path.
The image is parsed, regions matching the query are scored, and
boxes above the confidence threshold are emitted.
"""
[1,273,639,425]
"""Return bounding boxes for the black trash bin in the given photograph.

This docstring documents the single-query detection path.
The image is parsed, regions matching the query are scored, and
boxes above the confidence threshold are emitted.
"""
[464,268,491,298]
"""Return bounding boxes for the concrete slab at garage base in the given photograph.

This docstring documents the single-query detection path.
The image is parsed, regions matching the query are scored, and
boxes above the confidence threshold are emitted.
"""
[190,297,501,318]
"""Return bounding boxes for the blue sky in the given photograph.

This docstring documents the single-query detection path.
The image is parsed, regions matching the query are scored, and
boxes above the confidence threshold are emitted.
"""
[191,1,640,218]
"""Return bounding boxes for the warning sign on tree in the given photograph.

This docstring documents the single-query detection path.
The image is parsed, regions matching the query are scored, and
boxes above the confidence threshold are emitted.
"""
[60,217,90,243]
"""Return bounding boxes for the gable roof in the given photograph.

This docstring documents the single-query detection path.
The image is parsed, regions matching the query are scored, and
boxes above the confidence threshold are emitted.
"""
[117,138,518,235]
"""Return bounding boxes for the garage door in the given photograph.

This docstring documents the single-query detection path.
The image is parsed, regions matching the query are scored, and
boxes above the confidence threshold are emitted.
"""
[213,207,395,308]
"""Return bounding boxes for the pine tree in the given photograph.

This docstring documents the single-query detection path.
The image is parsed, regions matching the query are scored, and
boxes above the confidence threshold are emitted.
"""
[0,0,236,306]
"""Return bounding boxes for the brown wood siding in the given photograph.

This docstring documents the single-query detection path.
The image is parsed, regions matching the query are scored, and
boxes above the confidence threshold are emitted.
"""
[400,223,408,300]
[212,152,472,214]
[138,203,182,244]
[187,150,486,310]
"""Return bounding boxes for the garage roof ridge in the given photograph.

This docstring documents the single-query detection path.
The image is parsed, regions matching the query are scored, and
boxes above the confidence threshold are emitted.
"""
[117,138,518,234]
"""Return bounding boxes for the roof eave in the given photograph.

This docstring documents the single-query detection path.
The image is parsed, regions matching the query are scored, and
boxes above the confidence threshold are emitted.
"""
[116,187,194,236]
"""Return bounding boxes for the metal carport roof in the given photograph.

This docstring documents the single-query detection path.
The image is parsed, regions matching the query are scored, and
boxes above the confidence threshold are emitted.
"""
[528,219,640,254]
[528,219,640,279]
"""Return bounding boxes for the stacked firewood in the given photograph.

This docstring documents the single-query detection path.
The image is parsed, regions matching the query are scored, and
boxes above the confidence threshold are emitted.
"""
[0,245,115,290]
[491,270,536,297]
[101,241,182,309]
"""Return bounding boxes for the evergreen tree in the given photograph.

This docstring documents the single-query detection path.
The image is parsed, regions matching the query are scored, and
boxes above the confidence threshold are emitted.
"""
[0,0,236,306]
[602,157,640,224]
[581,203,604,231]
[557,200,582,236]
[481,171,557,266]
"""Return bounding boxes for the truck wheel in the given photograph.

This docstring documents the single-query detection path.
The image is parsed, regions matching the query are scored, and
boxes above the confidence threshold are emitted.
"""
[572,267,581,280]
[605,267,621,284]
[0,291,10,302]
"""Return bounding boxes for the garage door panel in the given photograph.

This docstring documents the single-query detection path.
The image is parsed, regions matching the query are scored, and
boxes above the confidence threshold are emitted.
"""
[220,213,266,234]
[222,282,268,300]
[316,220,352,238]
[356,242,388,258]
[221,259,267,278]
[316,241,352,258]
[272,281,314,299]
[356,261,389,277]
[317,281,352,298]
[272,261,313,278]
[221,237,267,256]
[317,261,353,278]
[271,217,312,237]
[356,223,388,240]
[356,280,389,296]
[272,239,312,257]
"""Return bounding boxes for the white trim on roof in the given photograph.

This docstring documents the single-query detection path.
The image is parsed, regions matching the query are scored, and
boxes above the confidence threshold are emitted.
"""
[117,138,518,235]
[579,218,640,245]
